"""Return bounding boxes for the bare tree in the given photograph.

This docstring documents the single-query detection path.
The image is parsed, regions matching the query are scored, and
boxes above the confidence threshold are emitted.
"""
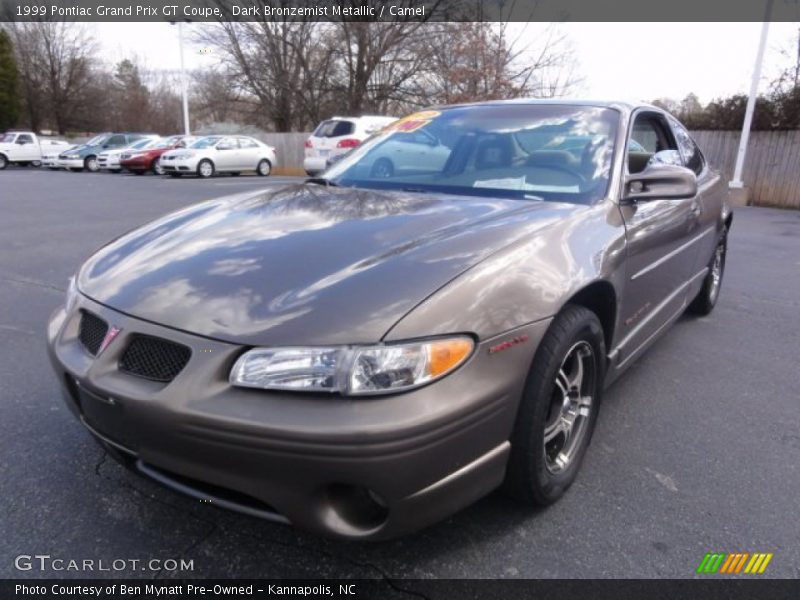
[422,22,580,105]
[8,22,99,133]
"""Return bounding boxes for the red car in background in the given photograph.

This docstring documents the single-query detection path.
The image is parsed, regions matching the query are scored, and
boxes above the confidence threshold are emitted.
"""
[120,135,196,175]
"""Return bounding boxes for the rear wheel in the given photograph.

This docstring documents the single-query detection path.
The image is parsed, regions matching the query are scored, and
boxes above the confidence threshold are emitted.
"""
[197,159,214,178]
[84,155,99,172]
[688,229,728,316]
[257,159,272,177]
[0,155,7,170]
[504,305,605,506]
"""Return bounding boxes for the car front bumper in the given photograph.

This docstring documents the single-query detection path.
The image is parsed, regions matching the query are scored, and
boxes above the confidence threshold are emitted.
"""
[97,156,121,170]
[120,158,151,171]
[47,294,547,539]
[59,158,84,169]
[160,157,198,173]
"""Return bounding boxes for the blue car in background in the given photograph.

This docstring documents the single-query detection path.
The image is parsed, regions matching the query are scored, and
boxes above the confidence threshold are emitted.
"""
[58,132,155,172]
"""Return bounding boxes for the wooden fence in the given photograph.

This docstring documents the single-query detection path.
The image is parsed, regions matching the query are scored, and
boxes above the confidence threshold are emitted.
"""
[690,130,800,209]
[262,130,800,208]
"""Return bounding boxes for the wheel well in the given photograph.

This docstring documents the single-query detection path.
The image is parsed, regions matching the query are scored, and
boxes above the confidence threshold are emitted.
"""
[565,281,617,350]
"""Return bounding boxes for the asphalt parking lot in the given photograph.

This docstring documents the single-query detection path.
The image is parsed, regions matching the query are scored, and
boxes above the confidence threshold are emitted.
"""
[1,167,799,582]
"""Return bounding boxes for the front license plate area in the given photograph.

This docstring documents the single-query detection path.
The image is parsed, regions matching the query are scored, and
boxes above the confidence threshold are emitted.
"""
[79,385,137,450]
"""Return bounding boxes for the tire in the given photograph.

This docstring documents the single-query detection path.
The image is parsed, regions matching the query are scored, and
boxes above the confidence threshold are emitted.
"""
[370,158,394,178]
[257,159,272,177]
[503,304,605,506]
[0,154,7,170]
[152,158,165,176]
[84,155,99,172]
[688,229,728,316]
[168,172,182,178]
[32,160,42,167]
[197,159,214,178]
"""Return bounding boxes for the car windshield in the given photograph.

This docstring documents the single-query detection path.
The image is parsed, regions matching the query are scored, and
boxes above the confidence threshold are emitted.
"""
[190,136,222,149]
[85,134,108,146]
[324,104,619,204]
[0,133,16,143]
[128,138,156,150]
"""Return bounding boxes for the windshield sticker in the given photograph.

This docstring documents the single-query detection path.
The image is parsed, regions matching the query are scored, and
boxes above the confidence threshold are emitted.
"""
[473,177,579,193]
[384,111,441,134]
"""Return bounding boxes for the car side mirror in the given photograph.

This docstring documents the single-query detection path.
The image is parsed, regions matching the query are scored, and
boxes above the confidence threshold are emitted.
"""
[622,164,697,203]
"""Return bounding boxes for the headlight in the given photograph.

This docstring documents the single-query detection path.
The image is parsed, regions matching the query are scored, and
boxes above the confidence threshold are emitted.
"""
[229,336,474,396]
[65,276,79,313]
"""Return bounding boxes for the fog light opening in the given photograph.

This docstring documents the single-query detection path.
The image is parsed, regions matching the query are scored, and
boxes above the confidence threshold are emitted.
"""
[327,484,389,532]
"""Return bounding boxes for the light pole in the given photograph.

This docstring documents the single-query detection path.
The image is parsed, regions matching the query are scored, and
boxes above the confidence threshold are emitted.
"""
[729,1,773,189]
[173,20,191,136]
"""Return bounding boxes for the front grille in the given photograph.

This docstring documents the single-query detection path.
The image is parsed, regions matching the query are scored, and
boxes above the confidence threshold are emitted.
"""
[78,310,109,356]
[119,335,191,382]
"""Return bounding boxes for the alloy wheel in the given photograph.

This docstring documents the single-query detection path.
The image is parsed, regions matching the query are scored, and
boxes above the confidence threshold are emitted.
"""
[544,341,596,474]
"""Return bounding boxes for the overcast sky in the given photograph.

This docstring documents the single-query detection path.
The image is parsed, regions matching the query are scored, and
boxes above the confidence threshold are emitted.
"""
[90,22,799,104]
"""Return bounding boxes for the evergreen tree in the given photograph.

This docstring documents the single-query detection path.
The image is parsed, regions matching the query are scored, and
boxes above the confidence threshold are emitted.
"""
[0,29,20,131]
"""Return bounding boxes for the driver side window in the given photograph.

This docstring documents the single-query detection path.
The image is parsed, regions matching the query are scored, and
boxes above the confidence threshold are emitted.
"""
[628,113,677,174]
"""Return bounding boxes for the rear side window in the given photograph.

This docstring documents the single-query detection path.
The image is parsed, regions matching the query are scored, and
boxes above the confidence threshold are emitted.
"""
[314,120,355,137]
[238,137,258,148]
[669,117,704,175]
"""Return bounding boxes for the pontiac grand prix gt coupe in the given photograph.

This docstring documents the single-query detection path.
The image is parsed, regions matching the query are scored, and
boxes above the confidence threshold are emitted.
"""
[47,101,731,540]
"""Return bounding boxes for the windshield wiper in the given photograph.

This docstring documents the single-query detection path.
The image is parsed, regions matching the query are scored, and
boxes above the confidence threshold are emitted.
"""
[306,177,338,187]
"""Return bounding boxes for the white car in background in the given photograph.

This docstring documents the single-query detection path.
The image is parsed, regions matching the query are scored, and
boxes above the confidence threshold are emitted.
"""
[358,128,451,178]
[303,115,397,175]
[160,135,276,178]
[0,132,71,169]
[97,135,160,172]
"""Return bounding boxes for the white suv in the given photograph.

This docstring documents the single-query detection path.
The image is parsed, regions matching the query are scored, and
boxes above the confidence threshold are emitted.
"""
[303,115,396,175]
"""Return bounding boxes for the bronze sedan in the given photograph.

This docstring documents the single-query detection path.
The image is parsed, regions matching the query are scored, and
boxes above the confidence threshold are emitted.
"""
[47,101,731,540]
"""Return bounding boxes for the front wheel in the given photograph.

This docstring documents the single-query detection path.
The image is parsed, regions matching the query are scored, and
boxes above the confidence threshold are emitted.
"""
[504,305,605,506]
[84,156,99,172]
[257,159,271,177]
[152,158,165,176]
[370,158,394,178]
[688,229,728,316]
[0,155,7,170]
[197,159,214,178]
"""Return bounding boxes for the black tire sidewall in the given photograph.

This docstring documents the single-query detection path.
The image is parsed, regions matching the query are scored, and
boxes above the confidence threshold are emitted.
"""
[506,306,605,505]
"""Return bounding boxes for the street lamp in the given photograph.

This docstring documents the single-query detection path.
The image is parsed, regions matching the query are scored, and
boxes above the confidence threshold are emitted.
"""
[729,0,773,191]
[170,20,191,136]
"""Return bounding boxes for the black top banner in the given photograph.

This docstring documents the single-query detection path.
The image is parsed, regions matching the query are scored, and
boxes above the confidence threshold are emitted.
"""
[1,0,799,22]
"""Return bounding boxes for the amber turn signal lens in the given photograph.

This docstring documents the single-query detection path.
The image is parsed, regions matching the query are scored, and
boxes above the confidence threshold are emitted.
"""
[428,338,474,378]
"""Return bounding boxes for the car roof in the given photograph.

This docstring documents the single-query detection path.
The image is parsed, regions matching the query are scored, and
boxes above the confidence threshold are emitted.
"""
[431,98,663,116]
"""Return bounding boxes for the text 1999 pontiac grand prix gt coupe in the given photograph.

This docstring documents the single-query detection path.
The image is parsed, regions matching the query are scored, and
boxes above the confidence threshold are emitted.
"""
[47,100,731,540]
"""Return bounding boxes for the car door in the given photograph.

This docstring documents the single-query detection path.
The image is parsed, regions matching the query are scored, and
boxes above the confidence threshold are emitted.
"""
[214,137,239,171]
[236,137,260,169]
[15,133,38,160]
[615,110,704,367]
[667,116,726,277]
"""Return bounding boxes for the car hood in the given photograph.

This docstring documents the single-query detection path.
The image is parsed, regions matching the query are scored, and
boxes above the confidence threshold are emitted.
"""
[78,185,579,345]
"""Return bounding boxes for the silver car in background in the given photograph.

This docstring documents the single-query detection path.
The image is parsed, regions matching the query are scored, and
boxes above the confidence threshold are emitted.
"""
[160,135,277,178]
